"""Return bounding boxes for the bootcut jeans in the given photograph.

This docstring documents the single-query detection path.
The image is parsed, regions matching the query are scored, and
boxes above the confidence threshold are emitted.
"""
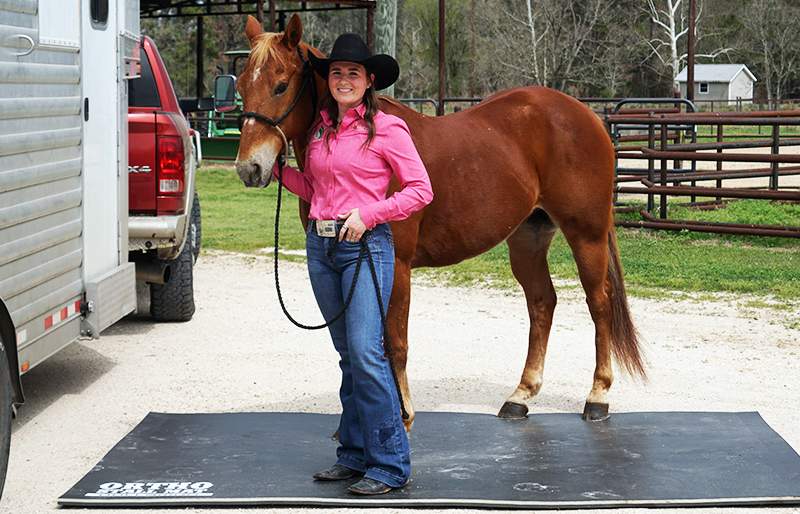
[305,221,410,488]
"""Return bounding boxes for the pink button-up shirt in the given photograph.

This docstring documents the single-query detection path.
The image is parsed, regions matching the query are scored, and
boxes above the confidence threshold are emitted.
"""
[275,104,433,229]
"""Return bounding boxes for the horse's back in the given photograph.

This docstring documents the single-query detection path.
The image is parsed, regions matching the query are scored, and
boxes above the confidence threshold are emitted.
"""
[382,86,611,163]
[381,86,615,201]
[479,86,612,153]
[378,87,615,268]
[462,87,615,214]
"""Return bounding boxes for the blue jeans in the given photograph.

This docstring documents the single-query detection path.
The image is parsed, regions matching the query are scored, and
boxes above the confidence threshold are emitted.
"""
[305,222,410,487]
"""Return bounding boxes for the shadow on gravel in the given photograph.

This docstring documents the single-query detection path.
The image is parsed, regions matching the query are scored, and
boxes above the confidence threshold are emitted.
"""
[13,343,117,433]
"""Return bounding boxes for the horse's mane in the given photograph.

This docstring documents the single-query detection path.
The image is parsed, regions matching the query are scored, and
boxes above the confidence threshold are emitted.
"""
[249,33,288,70]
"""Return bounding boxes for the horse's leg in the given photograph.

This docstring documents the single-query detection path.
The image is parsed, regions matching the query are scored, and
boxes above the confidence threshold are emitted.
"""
[559,223,615,421]
[387,259,415,433]
[498,210,559,418]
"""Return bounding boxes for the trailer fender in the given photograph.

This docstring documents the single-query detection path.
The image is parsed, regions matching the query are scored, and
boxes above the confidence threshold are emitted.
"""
[0,299,25,413]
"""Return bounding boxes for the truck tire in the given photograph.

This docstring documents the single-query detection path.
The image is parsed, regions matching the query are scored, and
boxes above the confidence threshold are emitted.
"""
[0,334,12,500]
[190,188,202,263]
[150,235,195,322]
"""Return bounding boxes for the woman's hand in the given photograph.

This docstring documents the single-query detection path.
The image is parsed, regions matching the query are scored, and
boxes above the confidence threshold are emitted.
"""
[338,209,366,242]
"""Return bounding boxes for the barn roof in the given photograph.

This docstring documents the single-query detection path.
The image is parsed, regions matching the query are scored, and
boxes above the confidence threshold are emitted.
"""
[675,64,757,83]
[140,0,376,18]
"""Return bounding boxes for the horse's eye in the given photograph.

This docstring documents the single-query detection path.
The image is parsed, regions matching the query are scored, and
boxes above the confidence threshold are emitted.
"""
[274,82,288,96]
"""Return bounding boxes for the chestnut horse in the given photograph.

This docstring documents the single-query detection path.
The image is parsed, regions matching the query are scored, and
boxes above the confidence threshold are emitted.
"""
[234,14,646,428]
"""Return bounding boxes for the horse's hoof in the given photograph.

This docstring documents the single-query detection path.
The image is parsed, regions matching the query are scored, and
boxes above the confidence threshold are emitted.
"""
[498,401,528,418]
[582,402,610,421]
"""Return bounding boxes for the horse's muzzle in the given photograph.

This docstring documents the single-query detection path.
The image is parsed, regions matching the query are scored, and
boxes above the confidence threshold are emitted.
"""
[235,159,273,188]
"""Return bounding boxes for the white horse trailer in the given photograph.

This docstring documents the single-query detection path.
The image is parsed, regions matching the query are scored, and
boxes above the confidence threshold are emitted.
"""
[0,0,141,496]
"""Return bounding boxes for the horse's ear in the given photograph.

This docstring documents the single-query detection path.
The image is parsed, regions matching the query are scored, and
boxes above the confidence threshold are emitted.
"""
[245,15,264,48]
[282,13,303,50]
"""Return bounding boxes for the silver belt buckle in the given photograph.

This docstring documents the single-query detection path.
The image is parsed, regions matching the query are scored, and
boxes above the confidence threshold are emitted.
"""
[316,220,337,237]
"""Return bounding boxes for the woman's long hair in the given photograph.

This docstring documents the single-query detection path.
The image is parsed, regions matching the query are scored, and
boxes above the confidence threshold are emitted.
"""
[315,83,379,151]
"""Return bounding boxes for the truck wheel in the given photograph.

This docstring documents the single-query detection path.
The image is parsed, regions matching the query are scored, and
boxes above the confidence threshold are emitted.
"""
[190,188,202,263]
[0,334,12,500]
[150,238,195,322]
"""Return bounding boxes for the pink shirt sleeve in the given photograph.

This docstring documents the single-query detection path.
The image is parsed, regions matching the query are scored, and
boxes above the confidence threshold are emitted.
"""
[272,162,313,204]
[358,119,433,229]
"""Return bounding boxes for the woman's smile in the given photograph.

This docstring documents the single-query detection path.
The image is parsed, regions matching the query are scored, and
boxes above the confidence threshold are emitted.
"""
[329,61,373,119]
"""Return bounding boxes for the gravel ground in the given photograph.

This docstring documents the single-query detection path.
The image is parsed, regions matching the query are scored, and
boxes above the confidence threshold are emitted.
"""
[1,250,798,514]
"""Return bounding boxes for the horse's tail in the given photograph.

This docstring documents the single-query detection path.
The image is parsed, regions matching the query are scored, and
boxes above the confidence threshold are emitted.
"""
[607,227,648,379]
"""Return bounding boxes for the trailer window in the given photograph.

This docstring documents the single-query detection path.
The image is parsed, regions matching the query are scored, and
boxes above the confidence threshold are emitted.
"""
[91,0,109,29]
[129,51,161,108]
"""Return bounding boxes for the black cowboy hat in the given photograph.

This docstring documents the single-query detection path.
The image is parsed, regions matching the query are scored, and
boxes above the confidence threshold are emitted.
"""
[309,33,400,91]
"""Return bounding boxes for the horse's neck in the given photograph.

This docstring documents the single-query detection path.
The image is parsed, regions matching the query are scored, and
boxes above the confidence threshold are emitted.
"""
[292,133,310,171]
[376,98,429,140]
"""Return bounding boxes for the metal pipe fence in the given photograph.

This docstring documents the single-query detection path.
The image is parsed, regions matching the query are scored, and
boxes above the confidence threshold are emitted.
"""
[605,101,800,238]
[188,95,800,238]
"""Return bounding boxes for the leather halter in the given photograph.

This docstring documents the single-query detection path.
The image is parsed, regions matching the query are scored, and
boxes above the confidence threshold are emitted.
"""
[237,46,319,165]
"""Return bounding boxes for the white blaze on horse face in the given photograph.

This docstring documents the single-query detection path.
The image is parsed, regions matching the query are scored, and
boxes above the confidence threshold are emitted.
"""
[234,67,286,187]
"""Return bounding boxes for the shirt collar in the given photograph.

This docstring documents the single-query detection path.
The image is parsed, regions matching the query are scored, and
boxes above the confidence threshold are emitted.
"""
[320,102,366,129]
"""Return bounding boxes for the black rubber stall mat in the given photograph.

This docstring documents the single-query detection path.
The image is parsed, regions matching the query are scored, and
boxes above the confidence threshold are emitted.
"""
[59,411,800,509]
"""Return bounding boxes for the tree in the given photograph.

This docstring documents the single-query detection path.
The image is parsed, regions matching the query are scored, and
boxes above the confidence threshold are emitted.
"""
[475,0,624,95]
[742,0,800,102]
[395,11,434,95]
[141,16,198,97]
[375,0,399,97]
[644,0,731,90]
[396,0,473,97]
[141,0,800,103]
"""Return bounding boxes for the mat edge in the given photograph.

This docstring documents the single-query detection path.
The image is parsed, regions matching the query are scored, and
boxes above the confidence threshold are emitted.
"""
[57,495,800,509]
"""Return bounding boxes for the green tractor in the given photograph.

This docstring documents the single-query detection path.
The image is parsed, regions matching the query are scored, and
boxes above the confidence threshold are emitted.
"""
[199,50,249,160]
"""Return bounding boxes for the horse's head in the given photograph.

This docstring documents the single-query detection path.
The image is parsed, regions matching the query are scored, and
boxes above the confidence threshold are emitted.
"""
[235,14,322,187]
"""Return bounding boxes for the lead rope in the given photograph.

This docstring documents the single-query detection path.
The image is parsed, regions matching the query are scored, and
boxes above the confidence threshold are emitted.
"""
[272,155,410,420]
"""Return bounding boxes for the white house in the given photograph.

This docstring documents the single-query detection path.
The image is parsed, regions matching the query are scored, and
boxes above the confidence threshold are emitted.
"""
[675,64,757,105]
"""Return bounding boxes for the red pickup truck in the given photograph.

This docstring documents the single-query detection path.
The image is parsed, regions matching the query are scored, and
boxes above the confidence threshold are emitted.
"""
[128,36,201,321]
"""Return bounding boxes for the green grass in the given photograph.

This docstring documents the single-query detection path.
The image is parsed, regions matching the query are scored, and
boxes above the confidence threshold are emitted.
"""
[196,164,307,259]
[693,124,800,140]
[611,200,800,301]
[409,226,800,300]
[196,165,800,311]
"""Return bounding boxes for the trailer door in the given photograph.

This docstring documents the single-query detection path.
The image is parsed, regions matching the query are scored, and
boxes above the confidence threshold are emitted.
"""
[81,0,127,278]
[77,0,138,338]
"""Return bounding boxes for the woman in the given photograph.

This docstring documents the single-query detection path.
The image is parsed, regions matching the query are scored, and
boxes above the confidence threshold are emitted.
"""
[274,33,433,495]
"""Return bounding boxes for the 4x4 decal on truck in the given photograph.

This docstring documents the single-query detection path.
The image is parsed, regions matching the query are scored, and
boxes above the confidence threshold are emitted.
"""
[128,165,152,173]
